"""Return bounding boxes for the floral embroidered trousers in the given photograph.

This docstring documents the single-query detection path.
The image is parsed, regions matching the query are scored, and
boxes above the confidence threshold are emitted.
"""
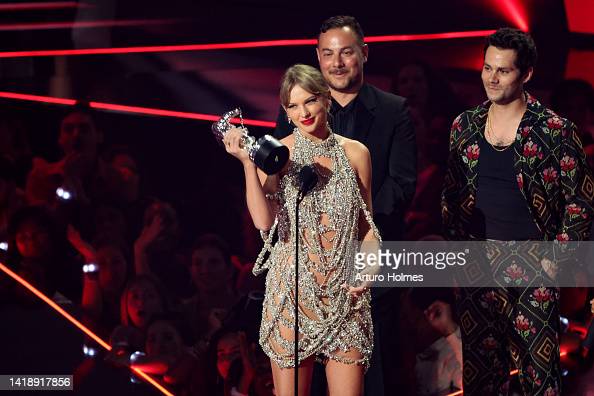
[456,241,561,396]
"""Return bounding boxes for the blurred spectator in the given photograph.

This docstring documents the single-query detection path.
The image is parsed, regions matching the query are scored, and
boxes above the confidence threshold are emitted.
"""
[2,205,80,303]
[108,275,168,364]
[131,314,209,396]
[0,110,32,186]
[210,328,273,396]
[408,288,462,395]
[134,200,192,299]
[102,146,141,207]
[183,234,240,345]
[391,62,463,239]
[391,61,461,169]
[25,106,105,207]
[67,225,130,337]
[100,146,152,243]
[92,205,129,247]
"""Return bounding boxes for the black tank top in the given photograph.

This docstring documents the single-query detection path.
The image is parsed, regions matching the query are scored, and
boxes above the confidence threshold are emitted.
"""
[468,136,542,241]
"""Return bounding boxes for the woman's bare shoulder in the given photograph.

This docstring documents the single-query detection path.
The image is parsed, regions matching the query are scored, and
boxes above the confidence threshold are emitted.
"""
[336,134,370,161]
[280,134,295,147]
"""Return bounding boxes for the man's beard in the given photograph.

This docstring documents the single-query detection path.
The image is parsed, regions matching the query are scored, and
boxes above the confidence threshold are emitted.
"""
[327,70,361,92]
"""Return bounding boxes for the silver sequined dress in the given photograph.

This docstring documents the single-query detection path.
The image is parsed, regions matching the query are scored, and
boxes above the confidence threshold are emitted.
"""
[253,128,381,370]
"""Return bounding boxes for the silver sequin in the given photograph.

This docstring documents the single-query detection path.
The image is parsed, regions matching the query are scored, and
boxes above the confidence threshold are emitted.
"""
[253,127,381,370]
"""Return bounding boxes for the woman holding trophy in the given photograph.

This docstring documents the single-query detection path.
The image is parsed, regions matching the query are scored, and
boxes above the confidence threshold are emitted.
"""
[221,64,380,396]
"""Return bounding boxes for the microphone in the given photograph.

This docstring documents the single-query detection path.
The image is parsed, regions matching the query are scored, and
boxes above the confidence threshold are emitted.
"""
[298,165,318,198]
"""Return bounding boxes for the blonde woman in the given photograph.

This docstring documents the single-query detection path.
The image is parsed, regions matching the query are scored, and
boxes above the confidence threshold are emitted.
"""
[223,64,379,396]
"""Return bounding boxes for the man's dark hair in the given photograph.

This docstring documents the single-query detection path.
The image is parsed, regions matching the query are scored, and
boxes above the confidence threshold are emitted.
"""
[319,15,365,47]
[484,27,537,75]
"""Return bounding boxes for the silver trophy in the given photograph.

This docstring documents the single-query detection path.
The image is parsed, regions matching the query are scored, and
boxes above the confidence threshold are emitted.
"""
[212,108,289,175]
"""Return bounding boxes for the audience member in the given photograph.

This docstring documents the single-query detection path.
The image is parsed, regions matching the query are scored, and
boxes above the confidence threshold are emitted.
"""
[183,234,241,347]
[134,200,192,299]
[391,62,462,239]
[3,205,80,302]
[67,225,130,337]
[108,275,168,365]
[25,106,105,207]
[132,314,209,395]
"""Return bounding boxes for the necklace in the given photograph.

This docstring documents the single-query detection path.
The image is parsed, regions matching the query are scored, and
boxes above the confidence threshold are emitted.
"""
[293,125,336,161]
[485,105,514,152]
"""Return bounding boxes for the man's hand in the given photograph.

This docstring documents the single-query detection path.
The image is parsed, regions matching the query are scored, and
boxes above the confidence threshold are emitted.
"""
[541,258,559,280]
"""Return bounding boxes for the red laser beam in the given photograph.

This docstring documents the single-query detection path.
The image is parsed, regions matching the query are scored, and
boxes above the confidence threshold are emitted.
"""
[0,91,276,128]
[365,30,497,43]
[0,1,89,11]
[0,29,496,58]
[0,261,175,396]
[0,18,179,32]
[0,262,111,350]
[445,366,530,395]
[0,91,76,105]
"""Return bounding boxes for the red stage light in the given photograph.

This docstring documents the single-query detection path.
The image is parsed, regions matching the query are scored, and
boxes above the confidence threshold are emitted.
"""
[0,18,178,32]
[489,0,529,31]
[0,91,77,105]
[565,50,594,88]
[564,0,594,34]
[0,91,277,128]
[0,2,89,11]
[0,261,175,396]
[365,30,497,43]
[0,30,496,59]
[445,367,522,395]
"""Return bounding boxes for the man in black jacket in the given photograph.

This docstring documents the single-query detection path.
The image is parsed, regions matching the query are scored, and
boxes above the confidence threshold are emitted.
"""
[273,15,417,395]
[274,15,416,242]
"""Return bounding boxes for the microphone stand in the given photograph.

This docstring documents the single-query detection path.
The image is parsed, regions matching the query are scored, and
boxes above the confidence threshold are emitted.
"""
[294,192,302,396]
[294,165,317,395]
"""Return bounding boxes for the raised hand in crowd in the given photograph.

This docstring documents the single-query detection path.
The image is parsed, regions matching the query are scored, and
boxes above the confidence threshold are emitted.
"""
[133,213,164,276]
[235,331,256,395]
[67,224,96,263]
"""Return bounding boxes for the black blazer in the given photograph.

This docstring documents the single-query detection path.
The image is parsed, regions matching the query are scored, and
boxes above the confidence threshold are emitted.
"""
[274,83,417,240]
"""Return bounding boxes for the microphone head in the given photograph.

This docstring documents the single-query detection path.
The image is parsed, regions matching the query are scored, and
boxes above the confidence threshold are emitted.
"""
[298,165,318,195]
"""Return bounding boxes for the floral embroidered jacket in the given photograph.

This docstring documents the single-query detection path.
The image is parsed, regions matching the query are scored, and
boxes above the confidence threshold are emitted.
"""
[441,92,594,241]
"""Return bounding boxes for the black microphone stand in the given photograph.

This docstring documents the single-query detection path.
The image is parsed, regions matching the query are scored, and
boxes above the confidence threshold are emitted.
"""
[294,165,317,395]
[294,191,302,396]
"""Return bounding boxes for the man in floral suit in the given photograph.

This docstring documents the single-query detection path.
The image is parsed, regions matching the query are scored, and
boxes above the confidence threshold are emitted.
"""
[442,28,594,395]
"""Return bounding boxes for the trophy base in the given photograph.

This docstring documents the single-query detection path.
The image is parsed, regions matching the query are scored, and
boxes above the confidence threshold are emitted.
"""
[254,135,290,175]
